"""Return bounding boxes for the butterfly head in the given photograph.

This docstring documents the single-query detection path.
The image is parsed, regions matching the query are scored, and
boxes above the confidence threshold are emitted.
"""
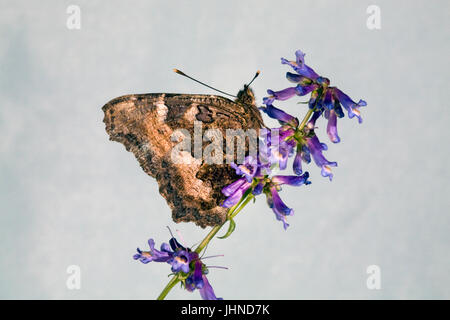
[236,85,256,106]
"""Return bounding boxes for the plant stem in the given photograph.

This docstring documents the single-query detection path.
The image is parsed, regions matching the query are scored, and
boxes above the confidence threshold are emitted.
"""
[298,108,314,130]
[230,194,254,219]
[194,224,223,254]
[156,274,181,300]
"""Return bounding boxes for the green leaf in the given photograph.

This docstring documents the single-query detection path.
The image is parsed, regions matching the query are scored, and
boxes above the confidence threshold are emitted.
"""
[218,218,236,239]
[227,187,253,218]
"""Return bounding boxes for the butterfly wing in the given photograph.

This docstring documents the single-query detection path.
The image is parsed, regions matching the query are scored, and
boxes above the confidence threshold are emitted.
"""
[102,93,263,227]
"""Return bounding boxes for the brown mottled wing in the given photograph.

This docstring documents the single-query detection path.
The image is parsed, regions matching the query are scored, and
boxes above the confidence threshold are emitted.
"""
[102,93,263,228]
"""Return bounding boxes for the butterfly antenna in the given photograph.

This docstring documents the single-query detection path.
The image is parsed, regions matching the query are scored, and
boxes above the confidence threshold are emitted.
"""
[173,68,237,98]
[246,70,260,87]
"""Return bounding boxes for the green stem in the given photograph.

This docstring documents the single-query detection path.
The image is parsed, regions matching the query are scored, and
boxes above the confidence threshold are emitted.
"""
[194,224,223,254]
[156,274,181,300]
[230,194,254,219]
[298,108,314,130]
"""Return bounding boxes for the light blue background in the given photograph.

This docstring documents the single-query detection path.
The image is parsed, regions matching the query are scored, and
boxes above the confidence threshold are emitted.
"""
[0,0,449,299]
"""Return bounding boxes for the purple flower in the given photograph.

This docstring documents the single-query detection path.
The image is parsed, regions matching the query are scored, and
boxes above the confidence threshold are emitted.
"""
[184,253,204,292]
[155,237,191,274]
[333,87,367,124]
[222,154,276,208]
[286,72,311,84]
[311,86,366,126]
[222,178,250,197]
[293,145,311,175]
[268,87,298,101]
[276,49,367,129]
[308,89,319,109]
[285,72,319,95]
[271,173,311,187]
[293,148,303,175]
[133,238,172,264]
[259,104,299,127]
[223,137,312,228]
[199,275,222,300]
[230,155,258,182]
[263,173,311,230]
[297,84,318,96]
[263,84,318,106]
[185,258,222,300]
[325,109,340,143]
[169,250,191,273]
[322,89,333,109]
[222,177,252,208]
[271,139,295,170]
[260,126,296,170]
[134,236,223,300]
[316,76,330,87]
[305,135,337,181]
[281,50,319,80]
[252,181,264,195]
[259,107,338,180]
[265,186,291,230]
[307,110,322,128]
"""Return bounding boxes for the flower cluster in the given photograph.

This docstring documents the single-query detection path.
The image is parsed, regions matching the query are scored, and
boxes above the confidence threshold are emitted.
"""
[259,105,338,181]
[222,155,310,229]
[134,236,222,300]
[221,49,367,229]
[264,49,367,124]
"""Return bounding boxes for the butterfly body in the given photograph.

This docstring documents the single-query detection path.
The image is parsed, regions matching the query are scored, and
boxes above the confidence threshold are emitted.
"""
[102,89,263,227]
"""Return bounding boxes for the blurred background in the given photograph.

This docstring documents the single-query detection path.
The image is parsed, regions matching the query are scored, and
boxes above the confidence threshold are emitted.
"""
[0,0,449,299]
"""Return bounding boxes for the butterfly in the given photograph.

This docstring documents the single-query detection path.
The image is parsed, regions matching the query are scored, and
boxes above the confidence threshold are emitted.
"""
[102,70,264,228]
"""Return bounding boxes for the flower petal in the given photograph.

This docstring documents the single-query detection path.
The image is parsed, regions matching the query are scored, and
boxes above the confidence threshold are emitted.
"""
[271,172,311,186]
[259,105,299,126]
[307,110,322,129]
[252,181,264,195]
[222,180,252,208]
[169,237,185,251]
[323,89,334,110]
[270,187,294,216]
[333,88,366,123]
[193,260,204,289]
[306,135,337,180]
[281,50,319,80]
[199,275,223,300]
[286,72,309,83]
[267,87,298,101]
[134,239,172,264]
[170,250,190,273]
[326,110,340,143]
[293,149,303,175]
[222,178,246,197]
[230,156,258,182]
